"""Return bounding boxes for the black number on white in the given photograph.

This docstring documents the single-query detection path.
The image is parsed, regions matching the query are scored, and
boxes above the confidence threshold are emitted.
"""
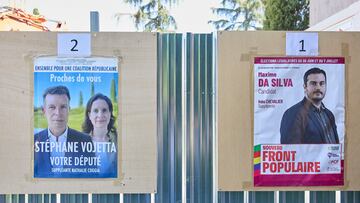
[299,40,306,52]
[71,39,79,51]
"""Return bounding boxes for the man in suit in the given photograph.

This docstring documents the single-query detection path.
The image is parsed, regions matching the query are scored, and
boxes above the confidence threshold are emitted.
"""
[34,86,95,178]
[280,68,339,144]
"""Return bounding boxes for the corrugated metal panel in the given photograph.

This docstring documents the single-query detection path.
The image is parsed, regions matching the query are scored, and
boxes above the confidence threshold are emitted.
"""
[93,194,119,203]
[280,191,304,203]
[156,33,183,203]
[123,194,150,203]
[186,33,214,203]
[310,191,335,203]
[218,192,244,203]
[341,191,360,203]
[249,191,274,203]
[0,195,25,203]
[156,32,214,203]
[28,194,55,203]
[61,194,87,203]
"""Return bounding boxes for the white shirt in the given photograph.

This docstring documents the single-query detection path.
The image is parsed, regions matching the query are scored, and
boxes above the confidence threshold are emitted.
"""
[48,127,68,167]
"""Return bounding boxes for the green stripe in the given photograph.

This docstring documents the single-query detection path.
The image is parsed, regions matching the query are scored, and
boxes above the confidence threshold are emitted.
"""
[254,145,261,152]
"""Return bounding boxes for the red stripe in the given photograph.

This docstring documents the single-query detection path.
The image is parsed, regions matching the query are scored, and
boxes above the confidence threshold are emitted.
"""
[254,151,260,158]
[254,173,343,186]
[254,160,344,186]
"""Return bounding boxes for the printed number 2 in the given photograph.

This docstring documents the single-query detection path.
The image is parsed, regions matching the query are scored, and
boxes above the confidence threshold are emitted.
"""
[71,39,78,52]
[299,40,306,52]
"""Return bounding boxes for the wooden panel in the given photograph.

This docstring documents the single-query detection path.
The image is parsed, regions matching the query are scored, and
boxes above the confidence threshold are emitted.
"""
[0,32,157,193]
[218,31,360,191]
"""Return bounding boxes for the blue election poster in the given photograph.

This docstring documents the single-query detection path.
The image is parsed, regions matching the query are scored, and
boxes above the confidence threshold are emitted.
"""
[33,57,118,178]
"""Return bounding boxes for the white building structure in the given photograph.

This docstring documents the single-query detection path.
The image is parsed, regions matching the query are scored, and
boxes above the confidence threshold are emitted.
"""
[309,0,360,31]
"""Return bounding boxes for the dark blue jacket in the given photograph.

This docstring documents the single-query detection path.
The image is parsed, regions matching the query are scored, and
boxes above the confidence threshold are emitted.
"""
[34,128,95,178]
[280,98,339,144]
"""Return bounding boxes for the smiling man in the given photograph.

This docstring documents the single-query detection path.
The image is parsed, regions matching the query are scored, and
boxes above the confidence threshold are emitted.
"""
[280,68,339,144]
[34,85,95,178]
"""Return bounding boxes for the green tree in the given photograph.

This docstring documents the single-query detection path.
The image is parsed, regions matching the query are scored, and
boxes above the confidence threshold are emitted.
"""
[209,0,263,31]
[263,0,309,30]
[91,82,95,97]
[121,0,178,32]
[110,79,117,103]
[79,91,83,107]
[33,8,40,15]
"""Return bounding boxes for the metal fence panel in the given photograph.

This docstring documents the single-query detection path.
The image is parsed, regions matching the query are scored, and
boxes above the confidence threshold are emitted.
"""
[218,192,244,203]
[341,191,360,203]
[61,194,87,203]
[249,191,274,203]
[310,191,335,203]
[156,33,183,203]
[28,194,55,203]
[0,195,25,203]
[92,194,119,203]
[123,194,149,203]
[279,191,304,203]
[186,33,214,203]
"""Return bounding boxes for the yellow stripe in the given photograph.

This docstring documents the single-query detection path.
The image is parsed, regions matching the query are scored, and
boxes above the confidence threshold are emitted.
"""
[253,157,260,164]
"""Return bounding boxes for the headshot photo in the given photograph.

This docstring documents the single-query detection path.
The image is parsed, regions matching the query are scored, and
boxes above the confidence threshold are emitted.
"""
[34,85,95,177]
[280,68,339,144]
[82,93,118,177]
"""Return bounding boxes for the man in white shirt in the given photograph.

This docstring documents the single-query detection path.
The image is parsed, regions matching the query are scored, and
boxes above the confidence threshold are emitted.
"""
[34,86,95,178]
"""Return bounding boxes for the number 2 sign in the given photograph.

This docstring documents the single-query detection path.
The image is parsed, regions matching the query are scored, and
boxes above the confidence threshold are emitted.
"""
[57,33,91,57]
[286,32,318,56]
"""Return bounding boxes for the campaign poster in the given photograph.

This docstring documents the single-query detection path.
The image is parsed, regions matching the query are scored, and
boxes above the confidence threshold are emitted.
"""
[33,57,118,178]
[253,57,345,186]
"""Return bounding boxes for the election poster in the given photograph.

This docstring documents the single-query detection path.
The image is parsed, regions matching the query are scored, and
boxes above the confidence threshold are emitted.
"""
[33,57,118,178]
[253,57,345,186]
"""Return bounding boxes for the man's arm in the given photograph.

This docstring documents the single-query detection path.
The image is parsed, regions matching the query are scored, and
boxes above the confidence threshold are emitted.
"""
[327,109,340,144]
[280,108,303,144]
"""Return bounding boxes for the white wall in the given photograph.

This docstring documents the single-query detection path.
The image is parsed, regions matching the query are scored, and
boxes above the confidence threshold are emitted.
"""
[309,0,360,31]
